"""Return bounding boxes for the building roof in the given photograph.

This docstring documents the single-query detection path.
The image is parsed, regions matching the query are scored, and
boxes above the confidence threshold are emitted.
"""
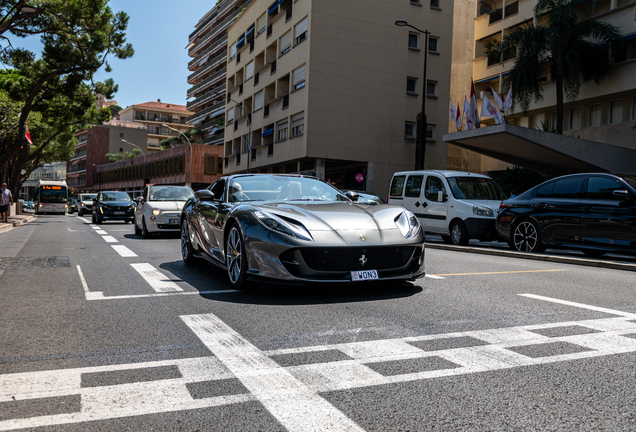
[130,101,191,112]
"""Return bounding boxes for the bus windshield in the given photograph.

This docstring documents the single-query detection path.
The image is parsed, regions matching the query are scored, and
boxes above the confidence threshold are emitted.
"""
[39,186,68,203]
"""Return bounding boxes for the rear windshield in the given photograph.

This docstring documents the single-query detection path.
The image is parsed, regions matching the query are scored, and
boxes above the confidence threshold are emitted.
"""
[447,177,506,200]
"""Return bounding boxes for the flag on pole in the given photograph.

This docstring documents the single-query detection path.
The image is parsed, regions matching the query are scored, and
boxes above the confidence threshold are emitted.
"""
[25,122,33,145]
[481,94,504,125]
[504,84,513,115]
[491,87,504,113]
[450,100,458,125]
[469,79,480,128]
[455,102,462,130]
[464,97,474,130]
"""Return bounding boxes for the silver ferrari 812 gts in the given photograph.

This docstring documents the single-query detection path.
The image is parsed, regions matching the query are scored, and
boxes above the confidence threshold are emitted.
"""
[180,174,425,288]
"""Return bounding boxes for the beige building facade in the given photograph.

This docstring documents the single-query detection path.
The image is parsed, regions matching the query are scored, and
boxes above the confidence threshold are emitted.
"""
[223,0,456,195]
[118,101,194,153]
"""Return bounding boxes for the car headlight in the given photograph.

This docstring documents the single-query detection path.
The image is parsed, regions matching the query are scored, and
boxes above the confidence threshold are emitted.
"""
[395,210,421,239]
[473,206,494,217]
[81,203,85,207]
[152,209,161,216]
[253,210,313,241]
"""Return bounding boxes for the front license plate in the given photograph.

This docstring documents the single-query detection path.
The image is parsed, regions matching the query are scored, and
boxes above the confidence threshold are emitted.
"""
[169,219,179,225]
[114,211,125,215]
[351,270,379,281]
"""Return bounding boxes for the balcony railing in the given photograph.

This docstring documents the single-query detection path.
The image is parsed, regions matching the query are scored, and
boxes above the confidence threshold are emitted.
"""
[489,8,503,24]
[188,51,227,83]
[187,67,227,98]
[190,3,252,54]
[67,177,86,187]
[188,35,228,69]
[188,100,225,123]
[187,83,226,110]
[504,1,518,17]
[68,163,87,174]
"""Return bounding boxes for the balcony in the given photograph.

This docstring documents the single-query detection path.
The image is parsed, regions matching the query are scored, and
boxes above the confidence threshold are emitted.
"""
[188,52,228,83]
[67,177,86,187]
[504,1,518,17]
[187,67,227,98]
[188,100,226,124]
[190,3,253,55]
[188,35,228,70]
[187,84,226,111]
[68,163,87,174]
[489,8,503,24]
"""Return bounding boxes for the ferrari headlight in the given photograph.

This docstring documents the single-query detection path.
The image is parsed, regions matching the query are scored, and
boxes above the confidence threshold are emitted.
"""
[473,205,494,217]
[395,210,421,239]
[152,209,161,216]
[253,210,313,241]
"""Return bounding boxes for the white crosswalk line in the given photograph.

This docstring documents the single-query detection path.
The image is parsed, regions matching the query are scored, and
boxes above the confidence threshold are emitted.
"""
[95,230,107,235]
[101,236,118,243]
[130,263,182,292]
[111,245,138,257]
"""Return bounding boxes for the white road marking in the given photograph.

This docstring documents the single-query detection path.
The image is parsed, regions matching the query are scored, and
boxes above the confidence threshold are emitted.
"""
[76,265,104,301]
[84,290,240,300]
[67,228,79,232]
[130,263,182,292]
[519,293,636,319]
[181,313,366,432]
[90,226,100,230]
[102,236,118,243]
[95,230,108,235]
[111,245,138,258]
[425,274,445,279]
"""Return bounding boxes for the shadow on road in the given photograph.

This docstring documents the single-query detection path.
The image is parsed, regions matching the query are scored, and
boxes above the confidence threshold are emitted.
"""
[158,259,423,306]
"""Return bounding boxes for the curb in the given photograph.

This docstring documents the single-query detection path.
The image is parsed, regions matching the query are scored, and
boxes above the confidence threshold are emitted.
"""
[426,243,636,273]
[0,215,37,235]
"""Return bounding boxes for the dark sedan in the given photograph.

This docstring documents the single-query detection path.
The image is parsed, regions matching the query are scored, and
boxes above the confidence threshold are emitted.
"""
[180,174,425,289]
[496,173,636,257]
[92,191,135,224]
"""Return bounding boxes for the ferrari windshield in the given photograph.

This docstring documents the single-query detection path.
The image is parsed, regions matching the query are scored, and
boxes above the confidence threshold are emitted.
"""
[447,177,506,200]
[228,176,349,203]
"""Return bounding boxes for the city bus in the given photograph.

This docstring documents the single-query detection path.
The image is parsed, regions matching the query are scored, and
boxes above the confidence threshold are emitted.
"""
[35,180,68,214]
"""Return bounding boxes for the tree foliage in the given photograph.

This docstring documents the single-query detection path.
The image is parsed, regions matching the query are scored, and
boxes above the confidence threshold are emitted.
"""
[0,0,133,192]
[105,148,141,163]
[160,128,205,150]
[487,0,621,133]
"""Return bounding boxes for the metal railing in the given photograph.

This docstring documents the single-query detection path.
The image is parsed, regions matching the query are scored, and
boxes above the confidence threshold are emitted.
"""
[188,35,228,69]
[188,52,228,83]
[187,67,227,97]
[187,84,226,110]
[188,100,226,123]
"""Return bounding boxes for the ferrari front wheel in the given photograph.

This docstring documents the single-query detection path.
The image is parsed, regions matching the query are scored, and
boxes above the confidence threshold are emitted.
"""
[226,225,248,289]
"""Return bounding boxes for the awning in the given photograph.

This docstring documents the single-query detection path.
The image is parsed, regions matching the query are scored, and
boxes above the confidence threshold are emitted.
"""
[262,125,274,137]
[246,24,255,38]
[236,35,245,48]
[475,75,499,84]
[268,0,284,14]
[597,32,636,48]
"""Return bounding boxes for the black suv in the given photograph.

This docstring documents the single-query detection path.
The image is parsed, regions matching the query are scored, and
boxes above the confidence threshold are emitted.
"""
[92,191,135,224]
[496,173,636,257]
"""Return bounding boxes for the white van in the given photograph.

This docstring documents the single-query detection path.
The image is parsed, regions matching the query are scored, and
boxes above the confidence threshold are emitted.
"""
[387,170,506,245]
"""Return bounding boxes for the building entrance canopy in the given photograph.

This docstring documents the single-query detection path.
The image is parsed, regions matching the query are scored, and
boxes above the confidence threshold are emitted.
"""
[444,124,636,177]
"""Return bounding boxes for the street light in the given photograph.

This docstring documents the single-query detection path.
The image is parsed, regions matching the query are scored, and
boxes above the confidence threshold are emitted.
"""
[395,19,430,171]
[163,124,192,187]
[210,89,251,174]
[20,5,36,12]
[121,139,146,193]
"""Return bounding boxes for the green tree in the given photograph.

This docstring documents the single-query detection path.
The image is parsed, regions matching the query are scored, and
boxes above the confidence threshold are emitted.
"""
[105,148,141,162]
[109,104,122,117]
[0,0,133,191]
[159,128,205,149]
[489,0,621,133]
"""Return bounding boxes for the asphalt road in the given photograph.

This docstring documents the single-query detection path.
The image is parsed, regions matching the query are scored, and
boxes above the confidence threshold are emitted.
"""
[2,214,636,431]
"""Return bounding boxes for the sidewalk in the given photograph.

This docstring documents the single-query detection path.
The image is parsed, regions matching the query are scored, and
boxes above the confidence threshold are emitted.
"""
[0,213,37,235]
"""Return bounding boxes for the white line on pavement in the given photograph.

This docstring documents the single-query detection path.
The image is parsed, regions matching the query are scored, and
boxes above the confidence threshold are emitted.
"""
[84,290,239,300]
[111,245,138,257]
[130,263,182,292]
[76,265,104,300]
[181,313,366,432]
[95,230,108,235]
[101,236,118,243]
[425,274,445,279]
[518,294,636,319]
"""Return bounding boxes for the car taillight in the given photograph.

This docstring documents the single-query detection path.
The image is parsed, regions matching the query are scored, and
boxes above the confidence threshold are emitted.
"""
[499,202,507,210]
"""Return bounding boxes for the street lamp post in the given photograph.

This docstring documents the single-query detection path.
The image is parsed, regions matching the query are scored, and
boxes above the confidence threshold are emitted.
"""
[395,19,430,171]
[211,89,251,174]
[163,125,193,187]
[121,139,146,194]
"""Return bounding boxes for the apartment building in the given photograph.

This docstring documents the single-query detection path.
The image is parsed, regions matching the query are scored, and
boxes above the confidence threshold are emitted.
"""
[444,0,636,175]
[186,0,251,146]
[223,0,455,195]
[118,101,194,153]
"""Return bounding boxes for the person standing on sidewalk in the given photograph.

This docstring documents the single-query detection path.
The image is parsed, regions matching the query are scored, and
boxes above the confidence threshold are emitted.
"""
[1,183,12,223]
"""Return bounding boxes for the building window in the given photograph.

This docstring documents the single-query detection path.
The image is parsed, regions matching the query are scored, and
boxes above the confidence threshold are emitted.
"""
[405,122,416,139]
[610,99,623,124]
[295,17,308,45]
[291,112,304,137]
[588,104,601,127]
[410,0,421,4]
[406,77,418,94]
[226,109,234,126]
[569,107,581,130]
[408,33,419,49]
[254,90,264,111]
[430,0,440,7]
[119,133,124,138]
[245,60,254,81]
[242,134,250,153]
[230,43,237,60]
[277,119,288,141]
[119,147,124,152]
[292,64,306,90]
[428,37,439,53]
[426,124,436,140]
[280,31,292,56]
[257,13,267,35]
[426,80,437,97]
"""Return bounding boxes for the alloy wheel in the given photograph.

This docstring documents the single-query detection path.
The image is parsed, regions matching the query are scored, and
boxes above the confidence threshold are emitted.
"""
[226,227,243,285]
[513,221,539,252]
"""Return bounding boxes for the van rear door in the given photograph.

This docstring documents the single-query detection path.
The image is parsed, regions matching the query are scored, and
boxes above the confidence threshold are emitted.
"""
[402,173,425,215]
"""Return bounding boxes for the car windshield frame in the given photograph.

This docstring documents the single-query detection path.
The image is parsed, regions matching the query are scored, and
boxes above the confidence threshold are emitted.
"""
[620,175,636,192]
[447,177,507,201]
[227,175,349,203]
[100,192,131,202]
[148,186,194,202]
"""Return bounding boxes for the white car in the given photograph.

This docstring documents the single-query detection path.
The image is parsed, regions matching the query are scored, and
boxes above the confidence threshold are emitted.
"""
[134,185,194,238]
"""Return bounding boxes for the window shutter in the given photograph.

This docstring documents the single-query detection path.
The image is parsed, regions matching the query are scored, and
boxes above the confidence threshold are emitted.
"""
[245,61,254,80]
[294,18,308,39]
[227,109,234,123]
[254,90,264,110]
[257,14,267,33]
[280,31,292,53]
[292,65,306,87]
[291,112,304,128]
[230,44,237,58]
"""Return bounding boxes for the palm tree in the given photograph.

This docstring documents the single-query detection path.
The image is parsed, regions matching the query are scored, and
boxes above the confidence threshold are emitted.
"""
[496,0,621,133]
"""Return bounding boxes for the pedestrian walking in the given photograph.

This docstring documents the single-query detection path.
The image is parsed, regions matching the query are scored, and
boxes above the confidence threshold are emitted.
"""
[1,183,12,223]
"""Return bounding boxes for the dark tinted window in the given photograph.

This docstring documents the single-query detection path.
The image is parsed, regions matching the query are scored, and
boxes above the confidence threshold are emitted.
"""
[551,177,582,198]
[405,175,424,198]
[424,176,446,201]
[390,175,406,197]
[586,176,623,200]
[210,179,226,201]
[535,182,554,198]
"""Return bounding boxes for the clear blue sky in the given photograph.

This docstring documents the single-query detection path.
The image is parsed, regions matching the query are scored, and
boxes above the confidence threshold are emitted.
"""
[11,0,215,109]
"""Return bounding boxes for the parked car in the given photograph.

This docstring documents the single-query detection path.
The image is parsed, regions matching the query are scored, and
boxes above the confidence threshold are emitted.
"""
[180,174,425,289]
[134,185,194,238]
[68,198,77,214]
[77,193,97,216]
[388,170,507,245]
[496,173,636,257]
[92,191,135,224]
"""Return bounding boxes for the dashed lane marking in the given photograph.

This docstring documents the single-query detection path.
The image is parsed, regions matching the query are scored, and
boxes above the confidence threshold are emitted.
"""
[130,263,182,292]
[95,230,107,235]
[111,245,138,258]
[101,236,118,243]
